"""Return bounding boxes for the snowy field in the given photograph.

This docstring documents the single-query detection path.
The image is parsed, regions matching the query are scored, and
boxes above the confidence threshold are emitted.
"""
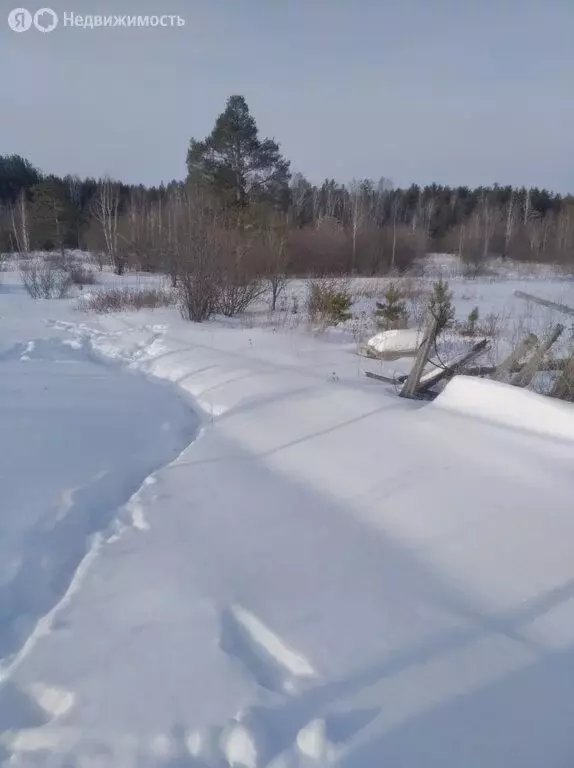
[1,257,574,766]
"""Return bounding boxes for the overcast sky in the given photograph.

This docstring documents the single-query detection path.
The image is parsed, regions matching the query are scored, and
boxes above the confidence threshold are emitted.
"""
[2,0,573,192]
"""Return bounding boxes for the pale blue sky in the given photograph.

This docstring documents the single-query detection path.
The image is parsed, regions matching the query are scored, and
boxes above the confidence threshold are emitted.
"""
[2,0,573,192]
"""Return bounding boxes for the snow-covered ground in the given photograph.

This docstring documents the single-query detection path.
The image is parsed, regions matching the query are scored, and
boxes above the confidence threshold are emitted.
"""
[1,260,574,767]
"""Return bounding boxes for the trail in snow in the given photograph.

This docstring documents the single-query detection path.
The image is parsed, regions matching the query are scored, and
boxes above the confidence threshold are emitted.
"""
[0,335,199,680]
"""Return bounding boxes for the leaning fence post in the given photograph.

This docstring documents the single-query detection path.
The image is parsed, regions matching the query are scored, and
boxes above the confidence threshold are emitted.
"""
[493,333,538,381]
[400,315,439,399]
[551,350,574,401]
[512,324,564,388]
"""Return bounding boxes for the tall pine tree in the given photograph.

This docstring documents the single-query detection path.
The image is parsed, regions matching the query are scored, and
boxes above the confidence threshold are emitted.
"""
[186,95,290,211]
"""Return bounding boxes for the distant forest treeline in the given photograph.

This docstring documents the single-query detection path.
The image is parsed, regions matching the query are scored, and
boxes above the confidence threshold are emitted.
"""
[2,95,573,276]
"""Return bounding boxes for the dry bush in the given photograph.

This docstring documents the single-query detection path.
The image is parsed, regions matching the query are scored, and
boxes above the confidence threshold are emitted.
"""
[249,212,291,311]
[19,257,72,299]
[218,278,267,317]
[396,278,430,331]
[349,309,372,341]
[176,207,268,320]
[69,262,97,287]
[457,308,501,340]
[460,253,497,279]
[91,250,109,272]
[352,277,386,299]
[178,270,221,322]
[287,221,350,276]
[170,190,226,323]
[259,292,305,333]
[45,252,97,287]
[287,222,425,277]
[216,228,267,317]
[81,286,174,314]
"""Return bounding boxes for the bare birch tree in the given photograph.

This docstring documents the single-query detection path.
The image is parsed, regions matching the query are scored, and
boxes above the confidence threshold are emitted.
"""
[348,179,365,274]
[11,189,30,254]
[92,177,122,274]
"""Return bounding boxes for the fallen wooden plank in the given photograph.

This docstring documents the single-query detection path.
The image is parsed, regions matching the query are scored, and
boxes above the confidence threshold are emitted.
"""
[512,324,564,387]
[514,291,574,317]
[400,316,439,399]
[492,333,538,381]
[417,339,490,392]
[365,370,407,385]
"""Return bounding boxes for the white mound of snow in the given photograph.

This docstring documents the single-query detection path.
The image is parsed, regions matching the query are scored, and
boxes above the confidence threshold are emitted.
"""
[434,375,574,442]
[366,328,421,356]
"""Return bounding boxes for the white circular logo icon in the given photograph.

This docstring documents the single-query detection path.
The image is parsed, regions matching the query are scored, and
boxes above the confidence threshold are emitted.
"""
[34,7,58,32]
[8,7,32,32]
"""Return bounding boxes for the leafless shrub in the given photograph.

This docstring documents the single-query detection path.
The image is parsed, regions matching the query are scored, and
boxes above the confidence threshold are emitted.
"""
[288,222,350,276]
[264,296,304,332]
[19,257,72,299]
[350,309,372,341]
[69,262,97,287]
[457,307,501,339]
[177,269,221,322]
[45,252,97,287]
[402,289,428,332]
[255,214,291,311]
[173,192,224,323]
[460,256,497,278]
[352,278,386,299]
[91,250,108,271]
[218,279,267,317]
[480,312,502,338]
[81,286,174,314]
[213,225,268,318]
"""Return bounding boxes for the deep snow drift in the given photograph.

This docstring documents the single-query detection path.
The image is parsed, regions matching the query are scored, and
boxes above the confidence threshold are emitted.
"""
[0,264,574,767]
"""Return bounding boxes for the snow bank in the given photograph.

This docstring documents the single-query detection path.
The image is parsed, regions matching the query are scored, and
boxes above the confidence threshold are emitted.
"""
[434,375,574,442]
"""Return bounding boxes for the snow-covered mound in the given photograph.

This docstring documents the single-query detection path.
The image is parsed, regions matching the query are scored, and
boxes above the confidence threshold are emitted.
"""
[365,328,421,357]
[434,375,574,442]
